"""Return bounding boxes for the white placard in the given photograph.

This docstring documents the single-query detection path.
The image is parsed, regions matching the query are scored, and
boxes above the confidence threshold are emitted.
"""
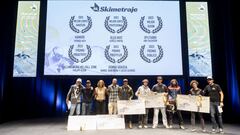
[67,115,97,131]
[117,100,146,115]
[96,115,125,129]
[139,93,166,108]
[176,94,210,113]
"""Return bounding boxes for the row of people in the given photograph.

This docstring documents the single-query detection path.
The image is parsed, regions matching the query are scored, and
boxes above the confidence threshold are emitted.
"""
[66,76,224,133]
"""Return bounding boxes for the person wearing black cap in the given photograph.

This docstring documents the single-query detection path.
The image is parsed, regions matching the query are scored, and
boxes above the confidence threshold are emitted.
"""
[203,76,224,134]
[119,79,134,129]
[66,78,85,115]
[189,80,205,132]
[82,80,94,115]
[151,76,169,128]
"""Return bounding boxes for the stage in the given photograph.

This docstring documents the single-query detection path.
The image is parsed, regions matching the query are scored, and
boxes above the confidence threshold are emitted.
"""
[0,118,239,135]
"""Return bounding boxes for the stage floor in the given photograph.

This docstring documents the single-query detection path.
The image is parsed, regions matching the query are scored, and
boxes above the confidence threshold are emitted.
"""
[0,118,239,135]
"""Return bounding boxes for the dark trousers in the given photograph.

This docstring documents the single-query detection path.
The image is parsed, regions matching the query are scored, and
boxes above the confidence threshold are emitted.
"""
[82,102,92,115]
[191,112,205,129]
[124,115,132,123]
[210,102,223,129]
[168,103,184,126]
[95,100,106,114]
[138,109,149,125]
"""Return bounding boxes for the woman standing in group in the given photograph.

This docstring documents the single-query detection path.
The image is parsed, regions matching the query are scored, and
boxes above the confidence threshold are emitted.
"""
[94,80,107,114]
[189,80,206,132]
[167,79,184,129]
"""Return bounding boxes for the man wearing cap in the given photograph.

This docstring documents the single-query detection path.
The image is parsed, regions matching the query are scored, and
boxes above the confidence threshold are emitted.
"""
[135,79,151,128]
[107,78,121,115]
[66,78,85,115]
[82,80,94,115]
[203,76,224,134]
[151,76,169,128]
[119,79,134,128]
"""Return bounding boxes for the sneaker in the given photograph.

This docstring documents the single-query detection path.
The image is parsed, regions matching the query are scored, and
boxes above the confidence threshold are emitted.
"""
[212,129,216,134]
[169,125,173,129]
[191,128,196,132]
[138,125,142,129]
[152,125,157,129]
[164,125,170,129]
[128,122,133,129]
[219,128,224,134]
[202,129,206,133]
[180,125,185,129]
[144,125,148,128]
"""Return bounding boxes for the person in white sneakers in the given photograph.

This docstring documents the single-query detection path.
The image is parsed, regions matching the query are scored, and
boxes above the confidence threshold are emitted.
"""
[167,79,185,129]
[135,79,151,129]
[151,76,169,129]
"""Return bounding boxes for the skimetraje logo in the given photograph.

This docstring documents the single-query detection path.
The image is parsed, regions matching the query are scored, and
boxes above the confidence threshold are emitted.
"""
[91,3,137,13]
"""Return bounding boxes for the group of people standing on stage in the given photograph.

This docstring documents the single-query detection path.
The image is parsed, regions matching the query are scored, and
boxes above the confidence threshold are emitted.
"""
[66,76,224,134]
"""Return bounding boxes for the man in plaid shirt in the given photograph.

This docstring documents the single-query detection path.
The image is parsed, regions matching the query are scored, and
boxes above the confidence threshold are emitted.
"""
[107,78,120,114]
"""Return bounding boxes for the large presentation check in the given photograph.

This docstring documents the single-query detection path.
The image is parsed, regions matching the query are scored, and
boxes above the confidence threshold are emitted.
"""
[139,93,166,108]
[117,100,146,115]
[176,94,210,113]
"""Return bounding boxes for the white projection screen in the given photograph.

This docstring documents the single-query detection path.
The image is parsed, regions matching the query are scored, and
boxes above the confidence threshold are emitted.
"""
[13,1,40,77]
[44,0,183,75]
[186,2,212,77]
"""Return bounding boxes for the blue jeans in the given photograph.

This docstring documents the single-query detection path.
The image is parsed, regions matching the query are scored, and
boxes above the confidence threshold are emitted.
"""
[210,102,223,129]
[82,102,92,115]
[69,102,81,116]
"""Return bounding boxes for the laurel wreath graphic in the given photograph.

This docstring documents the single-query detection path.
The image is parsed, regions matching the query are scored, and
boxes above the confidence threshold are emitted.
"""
[104,45,128,63]
[117,45,128,63]
[81,16,92,33]
[69,16,92,33]
[140,45,164,63]
[69,16,79,33]
[140,16,163,34]
[153,45,164,63]
[104,16,128,33]
[68,45,92,63]
[140,45,151,63]
[117,17,127,33]
[140,16,150,34]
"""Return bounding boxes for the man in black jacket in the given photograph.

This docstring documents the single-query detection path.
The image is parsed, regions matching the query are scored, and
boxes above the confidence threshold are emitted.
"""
[119,79,134,128]
[82,80,94,115]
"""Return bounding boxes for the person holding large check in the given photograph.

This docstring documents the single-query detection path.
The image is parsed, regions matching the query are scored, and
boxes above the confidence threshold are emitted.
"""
[118,79,134,129]
[135,79,151,129]
[189,80,206,132]
[151,76,169,129]
[167,79,185,129]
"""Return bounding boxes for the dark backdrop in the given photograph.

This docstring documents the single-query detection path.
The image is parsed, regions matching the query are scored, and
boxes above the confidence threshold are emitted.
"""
[0,0,240,124]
